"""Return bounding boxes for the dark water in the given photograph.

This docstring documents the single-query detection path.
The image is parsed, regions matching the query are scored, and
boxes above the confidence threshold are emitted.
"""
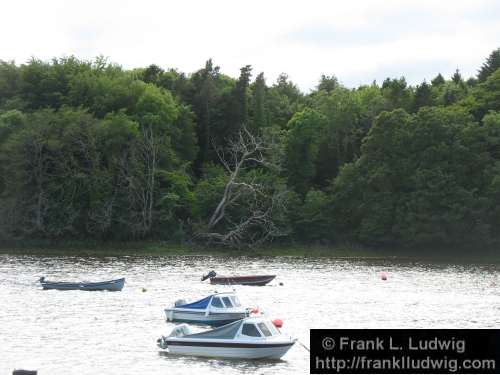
[2,254,500,374]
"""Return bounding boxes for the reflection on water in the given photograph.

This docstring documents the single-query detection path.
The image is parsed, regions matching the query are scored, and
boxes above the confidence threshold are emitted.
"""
[1,254,500,374]
[158,351,285,372]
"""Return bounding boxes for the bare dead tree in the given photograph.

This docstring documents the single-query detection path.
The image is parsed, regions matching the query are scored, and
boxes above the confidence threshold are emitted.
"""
[196,126,288,248]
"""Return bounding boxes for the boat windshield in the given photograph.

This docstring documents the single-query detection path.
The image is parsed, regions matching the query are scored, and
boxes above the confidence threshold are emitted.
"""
[211,297,223,308]
[222,296,233,308]
[257,322,273,337]
[241,323,261,337]
[230,296,241,307]
[266,322,279,335]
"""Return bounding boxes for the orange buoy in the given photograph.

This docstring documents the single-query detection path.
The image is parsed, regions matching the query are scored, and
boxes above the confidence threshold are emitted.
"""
[381,272,388,281]
[272,318,283,328]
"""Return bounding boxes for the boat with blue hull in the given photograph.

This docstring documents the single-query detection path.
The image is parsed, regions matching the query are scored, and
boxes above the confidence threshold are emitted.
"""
[165,292,250,326]
[38,277,125,291]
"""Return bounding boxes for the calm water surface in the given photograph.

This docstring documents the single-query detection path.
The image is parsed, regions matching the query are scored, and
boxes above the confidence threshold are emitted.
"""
[2,254,500,374]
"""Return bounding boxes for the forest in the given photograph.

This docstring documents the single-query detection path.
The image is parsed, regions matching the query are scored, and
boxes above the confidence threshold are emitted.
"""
[1,48,500,249]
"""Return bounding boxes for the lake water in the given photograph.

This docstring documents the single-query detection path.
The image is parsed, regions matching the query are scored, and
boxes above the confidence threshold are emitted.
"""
[1,254,500,374]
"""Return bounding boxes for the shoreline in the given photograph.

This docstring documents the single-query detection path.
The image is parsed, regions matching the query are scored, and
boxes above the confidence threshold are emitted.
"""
[0,240,499,262]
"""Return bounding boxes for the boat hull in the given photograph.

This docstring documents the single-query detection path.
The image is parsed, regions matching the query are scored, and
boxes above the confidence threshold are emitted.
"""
[40,278,125,291]
[164,340,295,359]
[209,275,276,286]
[165,309,248,326]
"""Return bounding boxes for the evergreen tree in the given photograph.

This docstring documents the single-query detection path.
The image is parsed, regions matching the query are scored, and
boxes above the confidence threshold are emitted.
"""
[251,72,268,131]
[381,77,412,111]
[478,47,500,82]
[191,59,220,170]
[233,65,252,127]
[413,81,433,111]
[431,73,445,86]
[452,69,463,85]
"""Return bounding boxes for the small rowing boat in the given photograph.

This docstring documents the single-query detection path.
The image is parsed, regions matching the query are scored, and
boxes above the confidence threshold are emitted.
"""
[157,317,296,359]
[38,277,125,291]
[201,271,276,286]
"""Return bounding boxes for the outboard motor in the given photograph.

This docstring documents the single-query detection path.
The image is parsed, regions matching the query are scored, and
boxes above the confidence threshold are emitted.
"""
[157,336,168,349]
[201,270,217,281]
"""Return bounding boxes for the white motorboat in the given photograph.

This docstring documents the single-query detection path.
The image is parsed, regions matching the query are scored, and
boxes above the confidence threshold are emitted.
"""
[165,291,250,326]
[157,317,296,359]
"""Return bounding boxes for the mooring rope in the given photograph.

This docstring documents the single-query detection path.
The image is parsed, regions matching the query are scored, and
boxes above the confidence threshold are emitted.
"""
[298,339,310,352]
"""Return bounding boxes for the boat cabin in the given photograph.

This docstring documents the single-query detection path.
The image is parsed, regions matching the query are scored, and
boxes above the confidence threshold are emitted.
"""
[173,291,244,311]
[237,318,280,339]
[210,294,242,309]
[172,317,282,341]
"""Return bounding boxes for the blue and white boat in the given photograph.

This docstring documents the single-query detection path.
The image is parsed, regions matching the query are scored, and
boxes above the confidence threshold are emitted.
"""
[165,292,250,326]
[157,317,296,359]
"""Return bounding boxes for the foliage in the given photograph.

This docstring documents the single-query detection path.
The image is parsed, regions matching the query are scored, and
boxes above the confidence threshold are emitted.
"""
[285,108,327,196]
[1,48,500,249]
[477,48,500,82]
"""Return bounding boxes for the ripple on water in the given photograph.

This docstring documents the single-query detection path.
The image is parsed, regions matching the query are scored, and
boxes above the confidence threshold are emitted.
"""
[2,254,500,374]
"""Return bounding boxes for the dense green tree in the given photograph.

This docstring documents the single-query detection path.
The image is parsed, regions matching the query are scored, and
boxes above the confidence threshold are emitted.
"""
[266,74,303,129]
[0,110,26,144]
[157,69,193,102]
[190,59,222,170]
[142,64,164,84]
[412,81,433,111]
[0,61,22,109]
[440,81,467,106]
[431,73,445,86]
[311,83,388,186]
[356,84,387,131]
[0,108,101,237]
[275,73,301,102]
[288,189,332,242]
[331,107,490,246]
[68,69,145,118]
[157,169,196,240]
[171,104,198,163]
[229,65,252,130]
[285,109,327,195]
[0,110,26,198]
[478,47,500,82]
[472,69,500,119]
[451,69,463,85]
[250,72,268,131]
[130,84,178,235]
[317,74,339,93]
[1,54,500,248]
[479,112,500,238]
[381,77,412,111]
